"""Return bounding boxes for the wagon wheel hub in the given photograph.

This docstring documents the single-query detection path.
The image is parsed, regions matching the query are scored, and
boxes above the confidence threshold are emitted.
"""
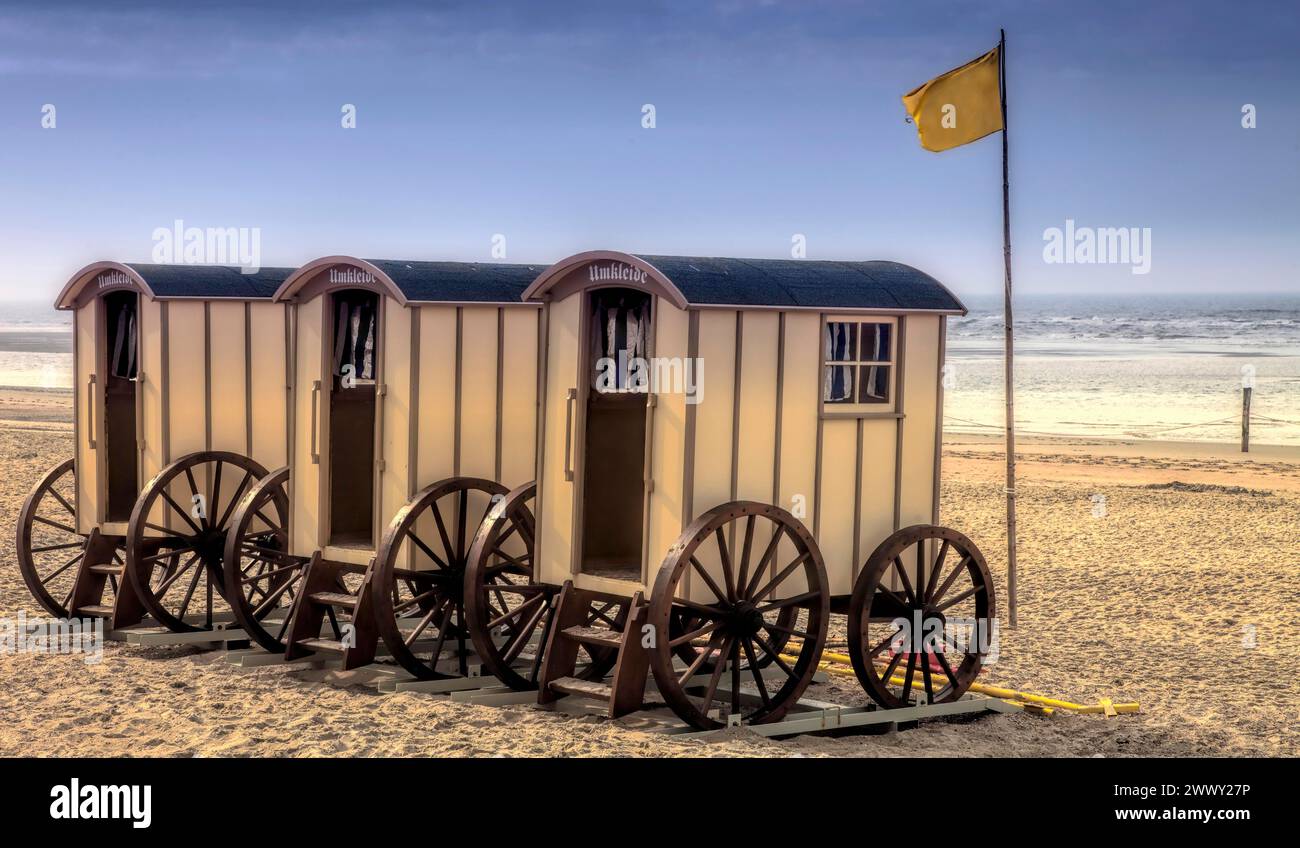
[725,601,766,638]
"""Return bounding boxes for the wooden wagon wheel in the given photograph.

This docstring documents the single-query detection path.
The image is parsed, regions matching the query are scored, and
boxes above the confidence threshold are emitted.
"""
[464,483,622,690]
[124,451,272,633]
[222,466,307,653]
[847,525,995,709]
[372,477,510,680]
[15,459,118,618]
[648,501,829,730]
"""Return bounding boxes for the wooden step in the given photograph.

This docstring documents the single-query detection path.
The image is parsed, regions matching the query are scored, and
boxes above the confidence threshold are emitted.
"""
[549,676,613,701]
[561,625,622,649]
[88,563,124,575]
[295,637,347,654]
[77,604,115,618]
[308,591,358,609]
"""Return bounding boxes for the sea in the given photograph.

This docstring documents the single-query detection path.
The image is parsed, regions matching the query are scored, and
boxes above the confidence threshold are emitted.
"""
[2,294,1298,445]
[947,294,1300,446]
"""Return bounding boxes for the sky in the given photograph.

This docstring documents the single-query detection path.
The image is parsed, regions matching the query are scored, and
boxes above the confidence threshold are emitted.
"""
[0,0,1296,305]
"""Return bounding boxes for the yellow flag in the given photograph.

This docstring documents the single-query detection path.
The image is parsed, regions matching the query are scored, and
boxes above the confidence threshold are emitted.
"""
[902,47,1002,152]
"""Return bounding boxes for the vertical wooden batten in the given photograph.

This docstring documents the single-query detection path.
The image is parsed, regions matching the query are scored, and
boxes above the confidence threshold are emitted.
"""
[160,302,171,466]
[933,317,947,524]
[204,302,212,451]
[453,306,463,477]
[893,316,908,532]
[495,307,504,484]
[244,303,253,456]
[772,311,785,508]
[812,312,825,539]
[408,307,421,497]
[681,309,699,527]
[852,417,864,582]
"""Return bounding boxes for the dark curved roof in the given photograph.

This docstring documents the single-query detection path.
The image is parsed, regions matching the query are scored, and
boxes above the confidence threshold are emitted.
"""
[633,256,965,313]
[364,260,547,303]
[126,263,293,299]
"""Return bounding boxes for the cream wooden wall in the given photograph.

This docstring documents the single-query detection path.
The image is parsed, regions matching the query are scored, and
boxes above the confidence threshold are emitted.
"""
[898,315,940,529]
[642,298,689,582]
[288,297,543,565]
[499,308,540,487]
[379,301,412,538]
[248,302,289,470]
[138,299,165,487]
[208,302,246,455]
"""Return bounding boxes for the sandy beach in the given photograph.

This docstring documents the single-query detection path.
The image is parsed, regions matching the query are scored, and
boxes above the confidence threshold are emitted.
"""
[1,386,1296,757]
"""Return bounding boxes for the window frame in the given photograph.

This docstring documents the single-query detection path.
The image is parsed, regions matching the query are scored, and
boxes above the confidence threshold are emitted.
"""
[820,315,899,416]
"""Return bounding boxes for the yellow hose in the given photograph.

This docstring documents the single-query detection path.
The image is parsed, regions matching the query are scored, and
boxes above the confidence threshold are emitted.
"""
[780,648,1139,716]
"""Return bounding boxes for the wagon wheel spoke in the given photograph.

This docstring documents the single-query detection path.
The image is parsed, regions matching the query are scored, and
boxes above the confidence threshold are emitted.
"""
[677,633,724,686]
[734,515,756,605]
[668,596,725,619]
[32,515,77,534]
[213,472,253,533]
[406,530,448,571]
[487,591,547,631]
[891,556,917,606]
[500,599,548,665]
[393,588,440,616]
[46,485,75,516]
[455,489,469,564]
[868,627,902,658]
[751,632,795,678]
[239,560,301,585]
[208,460,223,533]
[936,585,980,612]
[175,558,206,621]
[41,552,85,585]
[688,556,728,604]
[696,636,736,719]
[669,619,721,649]
[155,554,200,595]
[898,652,918,703]
[404,600,444,647]
[324,605,342,640]
[424,598,452,661]
[759,619,816,640]
[742,527,785,600]
[429,499,456,568]
[754,589,821,615]
[748,551,813,605]
[741,637,772,709]
[183,466,205,529]
[924,539,949,602]
[713,527,737,603]
[157,489,203,536]
[929,555,971,606]
[31,541,84,554]
[932,647,959,694]
[140,545,197,565]
[251,573,300,618]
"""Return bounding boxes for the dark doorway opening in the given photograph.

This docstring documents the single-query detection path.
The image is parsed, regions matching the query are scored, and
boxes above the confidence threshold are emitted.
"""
[580,287,651,581]
[103,290,138,522]
[327,289,379,547]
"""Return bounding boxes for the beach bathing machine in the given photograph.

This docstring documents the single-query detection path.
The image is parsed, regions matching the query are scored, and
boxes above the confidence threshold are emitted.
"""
[17,250,995,729]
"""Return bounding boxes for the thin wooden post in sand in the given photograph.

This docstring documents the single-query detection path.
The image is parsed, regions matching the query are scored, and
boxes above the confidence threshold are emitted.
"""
[1241,386,1252,453]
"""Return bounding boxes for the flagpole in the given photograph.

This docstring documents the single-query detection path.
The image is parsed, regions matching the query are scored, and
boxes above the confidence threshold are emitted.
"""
[999,28,1018,628]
